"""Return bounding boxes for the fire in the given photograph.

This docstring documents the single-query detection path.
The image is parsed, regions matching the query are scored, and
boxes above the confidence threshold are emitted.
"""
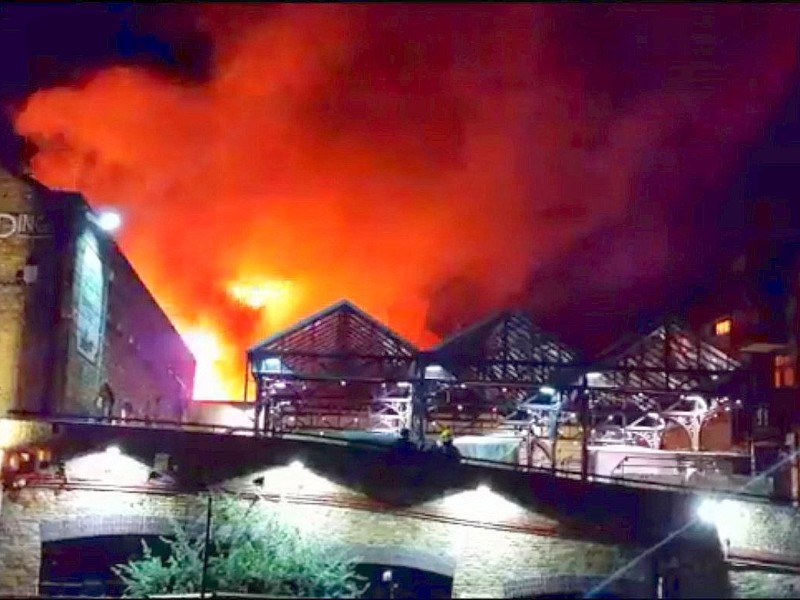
[228,279,292,310]
[181,328,231,400]
[11,5,800,400]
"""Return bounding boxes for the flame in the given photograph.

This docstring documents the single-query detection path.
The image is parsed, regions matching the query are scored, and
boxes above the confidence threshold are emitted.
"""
[228,279,291,310]
[12,5,800,400]
[182,328,232,400]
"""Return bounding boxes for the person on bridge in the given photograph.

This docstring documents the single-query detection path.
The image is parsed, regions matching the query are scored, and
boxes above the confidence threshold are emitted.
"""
[437,428,461,460]
[96,382,116,422]
[393,427,416,455]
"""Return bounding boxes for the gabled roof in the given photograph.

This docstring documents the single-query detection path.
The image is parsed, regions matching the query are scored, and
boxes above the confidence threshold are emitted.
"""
[430,310,579,384]
[248,300,419,380]
[591,318,741,391]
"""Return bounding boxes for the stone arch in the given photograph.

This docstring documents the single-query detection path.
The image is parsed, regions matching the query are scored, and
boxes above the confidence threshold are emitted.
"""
[503,574,653,599]
[342,543,456,598]
[342,543,456,578]
[40,515,173,542]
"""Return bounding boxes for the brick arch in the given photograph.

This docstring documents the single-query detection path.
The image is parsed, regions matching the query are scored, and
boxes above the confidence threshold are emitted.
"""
[40,515,173,543]
[699,411,732,452]
[660,422,692,451]
[342,543,456,578]
[503,574,653,599]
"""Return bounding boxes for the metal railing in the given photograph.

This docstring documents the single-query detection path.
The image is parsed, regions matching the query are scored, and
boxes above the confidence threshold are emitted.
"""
[4,410,786,505]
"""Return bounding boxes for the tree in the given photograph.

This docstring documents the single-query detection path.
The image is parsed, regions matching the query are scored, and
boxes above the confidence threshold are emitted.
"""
[113,495,368,598]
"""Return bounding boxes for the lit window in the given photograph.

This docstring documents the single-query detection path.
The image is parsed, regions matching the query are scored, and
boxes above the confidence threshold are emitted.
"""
[774,355,796,389]
[714,318,732,336]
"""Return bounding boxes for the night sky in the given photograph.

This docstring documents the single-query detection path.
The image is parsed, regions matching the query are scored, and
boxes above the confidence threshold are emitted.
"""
[2,3,800,395]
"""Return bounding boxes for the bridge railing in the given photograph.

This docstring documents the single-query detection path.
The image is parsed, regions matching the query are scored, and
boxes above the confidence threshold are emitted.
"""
[3,410,785,505]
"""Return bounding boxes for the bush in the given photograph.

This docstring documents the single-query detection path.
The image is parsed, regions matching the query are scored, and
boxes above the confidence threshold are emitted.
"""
[113,495,367,598]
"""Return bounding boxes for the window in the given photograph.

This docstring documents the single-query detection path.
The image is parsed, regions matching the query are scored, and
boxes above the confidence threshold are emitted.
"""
[774,354,796,388]
[714,318,732,336]
[756,406,770,427]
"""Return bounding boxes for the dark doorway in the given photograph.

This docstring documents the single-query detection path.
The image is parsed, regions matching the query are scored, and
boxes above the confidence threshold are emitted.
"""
[39,535,170,597]
[529,595,620,599]
[356,563,453,599]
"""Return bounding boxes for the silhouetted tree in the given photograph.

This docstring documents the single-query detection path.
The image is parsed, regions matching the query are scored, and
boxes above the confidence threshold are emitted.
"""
[113,495,367,598]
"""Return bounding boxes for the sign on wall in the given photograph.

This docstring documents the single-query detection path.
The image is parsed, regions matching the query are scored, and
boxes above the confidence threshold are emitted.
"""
[75,231,106,364]
[0,213,54,239]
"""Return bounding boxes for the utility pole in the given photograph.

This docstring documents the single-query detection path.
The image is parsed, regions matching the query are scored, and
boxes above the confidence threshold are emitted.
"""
[410,362,428,447]
[200,494,213,598]
[580,381,590,481]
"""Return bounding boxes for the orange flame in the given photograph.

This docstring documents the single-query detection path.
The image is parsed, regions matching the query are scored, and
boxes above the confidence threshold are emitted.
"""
[12,5,800,399]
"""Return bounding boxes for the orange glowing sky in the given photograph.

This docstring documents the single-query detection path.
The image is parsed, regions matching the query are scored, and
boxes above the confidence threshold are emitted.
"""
[12,4,800,398]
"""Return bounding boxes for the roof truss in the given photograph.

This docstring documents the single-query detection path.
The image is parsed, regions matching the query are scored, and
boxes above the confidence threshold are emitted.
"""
[591,320,741,392]
[431,311,579,384]
[248,300,419,380]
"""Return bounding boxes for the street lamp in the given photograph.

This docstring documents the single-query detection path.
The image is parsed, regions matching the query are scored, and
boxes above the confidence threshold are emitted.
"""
[95,209,122,232]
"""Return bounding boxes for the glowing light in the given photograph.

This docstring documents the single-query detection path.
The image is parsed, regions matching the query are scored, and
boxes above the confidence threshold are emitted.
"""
[715,318,732,336]
[106,445,121,457]
[439,485,525,523]
[586,372,603,386]
[540,386,556,396]
[228,279,292,310]
[95,209,122,232]
[289,460,304,470]
[697,499,717,524]
[697,498,740,532]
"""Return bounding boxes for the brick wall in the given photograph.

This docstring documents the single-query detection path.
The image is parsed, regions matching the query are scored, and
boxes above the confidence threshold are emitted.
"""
[59,214,194,419]
[7,422,797,598]
[0,167,195,419]
[0,169,65,415]
[102,248,194,421]
[0,468,648,598]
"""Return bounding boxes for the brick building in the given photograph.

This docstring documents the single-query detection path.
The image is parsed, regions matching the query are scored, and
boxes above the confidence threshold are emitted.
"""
[0,166,194,422]
[691,230,799,437]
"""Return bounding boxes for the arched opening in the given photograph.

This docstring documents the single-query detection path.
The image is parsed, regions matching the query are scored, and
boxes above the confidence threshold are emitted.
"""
[39,534,170,597]
[528,594,621,599]
[355,564,452,598]
[345,544,455,599]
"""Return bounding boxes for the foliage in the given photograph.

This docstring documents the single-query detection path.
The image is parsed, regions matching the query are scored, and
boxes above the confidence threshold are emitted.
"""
[113,495,368,598]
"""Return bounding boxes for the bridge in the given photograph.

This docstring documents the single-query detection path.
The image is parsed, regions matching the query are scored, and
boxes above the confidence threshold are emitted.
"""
[1,414,799,599]
[0,300,797,598]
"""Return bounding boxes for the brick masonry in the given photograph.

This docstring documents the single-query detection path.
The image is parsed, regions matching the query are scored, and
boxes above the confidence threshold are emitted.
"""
[1,421,796,598]
[0,169,60,416]
[0,167,194,421]
[0,485,646,598]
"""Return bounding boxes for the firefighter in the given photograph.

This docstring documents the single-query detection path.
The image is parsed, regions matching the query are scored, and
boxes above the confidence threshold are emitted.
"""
[437,428,461,460]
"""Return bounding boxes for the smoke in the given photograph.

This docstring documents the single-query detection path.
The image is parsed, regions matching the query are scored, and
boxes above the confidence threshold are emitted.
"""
[12,4,800,397]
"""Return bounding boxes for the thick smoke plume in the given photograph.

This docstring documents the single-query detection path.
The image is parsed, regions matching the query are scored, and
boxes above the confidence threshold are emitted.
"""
[12,4,800,397]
